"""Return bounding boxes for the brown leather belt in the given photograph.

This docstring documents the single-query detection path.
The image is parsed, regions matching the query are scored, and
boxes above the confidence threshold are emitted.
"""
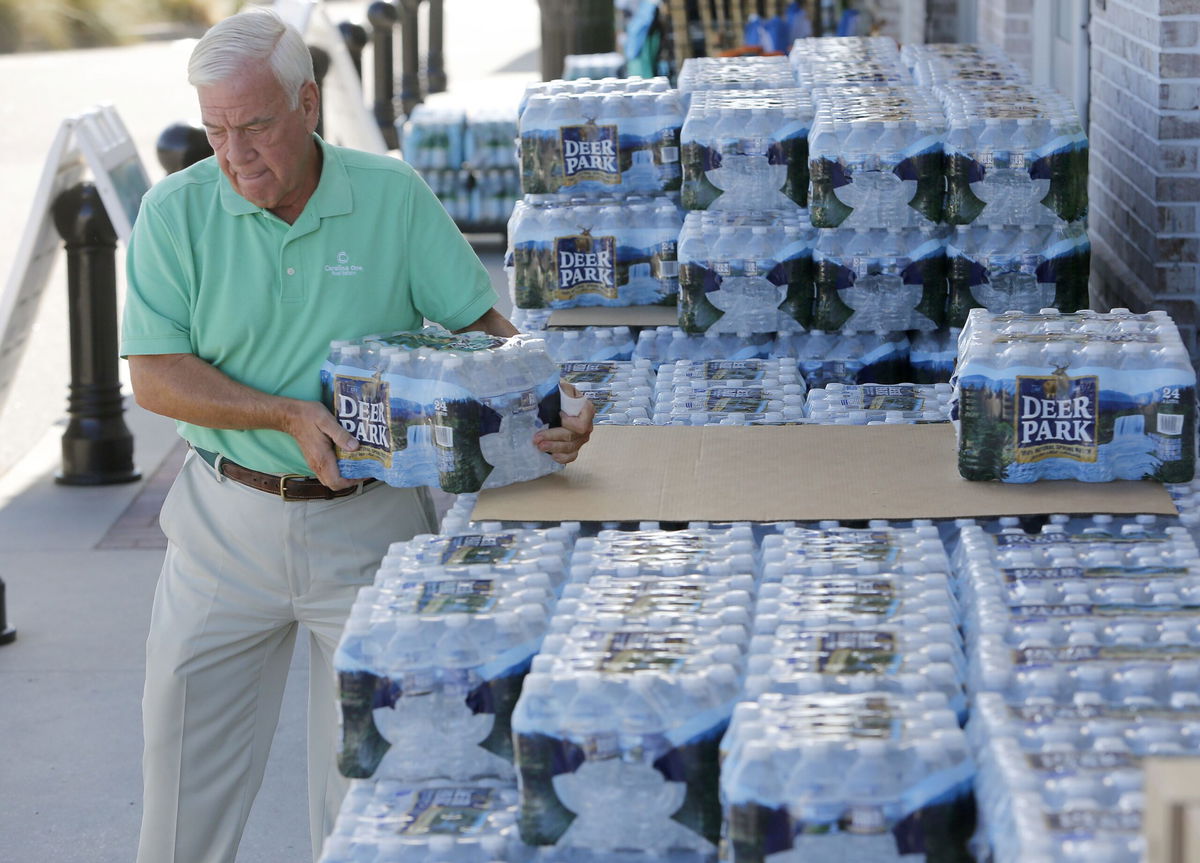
[193,447,376,501]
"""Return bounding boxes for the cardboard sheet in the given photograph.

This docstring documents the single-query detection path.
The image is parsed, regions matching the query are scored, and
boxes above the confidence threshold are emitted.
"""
[473,423,1179,523]
[547,306,679,328]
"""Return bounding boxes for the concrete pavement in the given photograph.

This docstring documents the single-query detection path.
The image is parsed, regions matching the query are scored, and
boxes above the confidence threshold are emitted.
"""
[0,2,540,860]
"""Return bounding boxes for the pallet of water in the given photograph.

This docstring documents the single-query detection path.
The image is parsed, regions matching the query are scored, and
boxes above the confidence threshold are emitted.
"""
[559,359,656,425]
[653,359,805,425]
[804,382,953,424]
[677,210,814,334]
[507,195,681,309]
[952,308,1197,482]
[946,222,1090,326]
[813,226,948,333]
[334,528,571,783]
[512,527,761,856]
[319,780,525,863]
[323,328,565,494]
[719,692,974,863]
[965,691,1200,863]
[933,81,1088,226]
[680,89,813,212]
[517,77,683,197]
[808,85,947,230]
[676,55,797,109]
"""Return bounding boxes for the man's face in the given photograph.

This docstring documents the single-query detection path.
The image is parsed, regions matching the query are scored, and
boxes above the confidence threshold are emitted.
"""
[198,62,319,216]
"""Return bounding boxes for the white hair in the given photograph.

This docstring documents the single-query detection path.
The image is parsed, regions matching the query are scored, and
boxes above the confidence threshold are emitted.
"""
[188,8,314,109]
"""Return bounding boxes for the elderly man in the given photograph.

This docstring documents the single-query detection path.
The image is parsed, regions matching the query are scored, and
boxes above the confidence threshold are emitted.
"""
[121,9,592,862]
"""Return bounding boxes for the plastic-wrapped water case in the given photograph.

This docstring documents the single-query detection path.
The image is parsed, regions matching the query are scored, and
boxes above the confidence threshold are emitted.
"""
[677,210,815,335]
[773,328,911,388]
[805,382,954,425]
[568,525,761,582]
[400,105,466,171]
[754,569,959,631]
[507,195,681,309]
[789,36,912,88]
[813,226,948,333]
[901,42,1029,88]
[946,222,1090,327]
[529,326,638,362]
[719,692,974,863]
[563,51,626,81]
[511,565,753,854]
[952,309,1197,482]
[559,360,656,425]
[327,328,563,494]
[968,693,1157,863]
[760,524,952,582]
[318,780,528,863]
[908,327,959,384]
[517,77,683,196]
[652,359,806,426]
[676,55,797,109]
[934,81,1088,226]
[680,89,813,212]
[808,85,947,229]
[334,532,565,782]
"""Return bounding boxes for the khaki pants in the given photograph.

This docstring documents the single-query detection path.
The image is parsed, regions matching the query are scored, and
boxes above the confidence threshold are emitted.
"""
[137,450,436,863]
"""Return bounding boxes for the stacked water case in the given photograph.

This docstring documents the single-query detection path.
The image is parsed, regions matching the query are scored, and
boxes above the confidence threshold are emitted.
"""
[952,308,1197,483]
[558,359,657,425]
[323,327,563,494]
[512,527,761,859]
[511,77,684,318]
[952,517,1200,862]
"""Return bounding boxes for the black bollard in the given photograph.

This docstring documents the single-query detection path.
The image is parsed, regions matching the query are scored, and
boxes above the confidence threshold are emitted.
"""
[51,183,140,487]
[397,0,422,115]
[426,0,446,94]
[156,121,213,175]
[309,45,331,139]
[368,1,399,150]
[0,576,15,646]
[338,20,368,81]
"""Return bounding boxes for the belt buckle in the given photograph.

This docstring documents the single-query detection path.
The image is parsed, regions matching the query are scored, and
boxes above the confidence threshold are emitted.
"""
[277,473,308,500]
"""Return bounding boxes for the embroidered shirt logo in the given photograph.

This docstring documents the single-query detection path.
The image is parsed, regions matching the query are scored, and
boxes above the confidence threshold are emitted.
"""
[326,250,363,277]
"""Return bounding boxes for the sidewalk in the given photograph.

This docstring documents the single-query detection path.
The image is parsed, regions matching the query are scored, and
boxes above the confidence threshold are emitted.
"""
[0,2,541,860]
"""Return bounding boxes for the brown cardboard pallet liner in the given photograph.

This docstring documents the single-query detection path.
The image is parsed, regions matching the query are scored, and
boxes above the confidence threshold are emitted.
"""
[473,424,1177,523]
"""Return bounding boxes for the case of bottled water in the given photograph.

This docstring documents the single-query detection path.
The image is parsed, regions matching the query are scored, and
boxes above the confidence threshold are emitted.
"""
[569,525,761,582]
[789,36,912,89]
[952,308,1197,483]
[676,55,797,109]
[677,210,815,334]
[967,693,1162,863]
[325,328,565,494]
[812,226,948,333]
[771,329,909,388]
[559,360,656,425]
[760,525,952,582]
[401,106,467,172]
[563,52,626,81]
[718,692,974,863]
[805,382,953,425]
[908,327,959,384]
[901,42,1029,88]
[652,359,806,426]
[633,326,780,369]
[518,77,683,197]
[679,89,813,212]
[934,81,1088,227]
[946,222,1090,327]
[508,195,682,309]
[808,85,947,230]
[334,529,568,783]
[511,536,756,855]
[319,780,528,863]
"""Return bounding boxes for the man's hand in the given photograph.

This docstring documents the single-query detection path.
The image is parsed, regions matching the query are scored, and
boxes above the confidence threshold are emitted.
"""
[281,400,362,490]
[533,382,595,465]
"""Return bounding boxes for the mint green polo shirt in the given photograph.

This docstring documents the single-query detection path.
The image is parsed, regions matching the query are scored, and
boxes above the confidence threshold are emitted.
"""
[121,135,498,475]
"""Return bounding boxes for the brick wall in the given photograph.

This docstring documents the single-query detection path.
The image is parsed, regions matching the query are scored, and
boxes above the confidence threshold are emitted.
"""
[976,0,1034,75]
[1088,0,1200,355]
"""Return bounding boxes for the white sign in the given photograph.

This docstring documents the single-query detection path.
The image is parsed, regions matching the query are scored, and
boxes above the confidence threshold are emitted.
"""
[274,0,389,154]
[0,104,150,414]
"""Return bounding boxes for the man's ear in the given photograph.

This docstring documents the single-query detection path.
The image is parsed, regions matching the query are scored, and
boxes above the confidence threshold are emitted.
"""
[300,79,320,133]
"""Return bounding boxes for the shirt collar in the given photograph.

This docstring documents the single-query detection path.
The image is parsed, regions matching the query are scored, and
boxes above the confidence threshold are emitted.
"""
[217,134,353,223]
